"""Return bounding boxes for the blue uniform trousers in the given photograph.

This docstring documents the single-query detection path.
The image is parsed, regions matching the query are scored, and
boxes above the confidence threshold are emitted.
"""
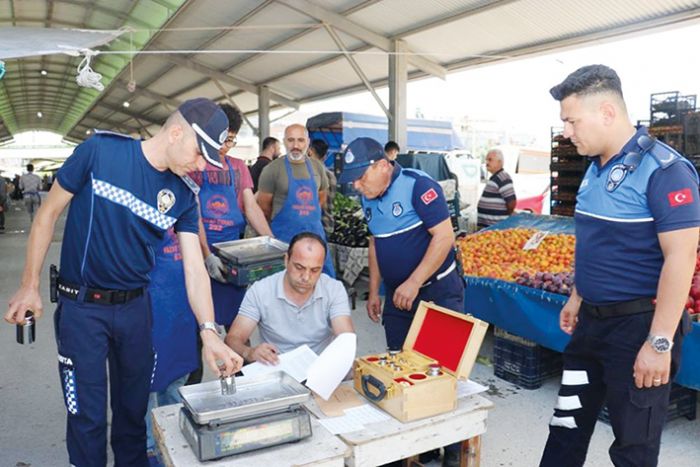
[540,307,688,467]
[54,293,154,467]
[382,269,465,351]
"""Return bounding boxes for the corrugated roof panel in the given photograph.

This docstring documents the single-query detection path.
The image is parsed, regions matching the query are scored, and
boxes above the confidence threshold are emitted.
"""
[349,0,490,37]
[233,27,365,83]
[401,0,700,66]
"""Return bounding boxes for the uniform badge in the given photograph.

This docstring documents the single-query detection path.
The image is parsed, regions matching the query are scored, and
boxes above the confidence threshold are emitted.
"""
[345,150,355,164]
[668,188,693,207]
[420,188,438,205]
[606,164,628,192]
[365,208,372,221]
[392,202,403,217]
[157,189,176,214]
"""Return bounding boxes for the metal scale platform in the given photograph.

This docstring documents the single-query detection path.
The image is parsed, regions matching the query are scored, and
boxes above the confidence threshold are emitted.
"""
[178,372,312,462]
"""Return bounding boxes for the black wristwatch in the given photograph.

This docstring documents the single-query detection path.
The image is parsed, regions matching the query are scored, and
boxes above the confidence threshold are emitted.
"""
[647,335,673,353]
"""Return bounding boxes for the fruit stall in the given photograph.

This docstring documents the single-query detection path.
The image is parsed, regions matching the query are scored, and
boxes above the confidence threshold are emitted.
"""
[458,213,700,391]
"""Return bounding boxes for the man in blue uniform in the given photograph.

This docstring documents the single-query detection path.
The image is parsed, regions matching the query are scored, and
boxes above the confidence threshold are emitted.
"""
[540,65,700,467]
[339,137,464,467]
[4,98,243,467]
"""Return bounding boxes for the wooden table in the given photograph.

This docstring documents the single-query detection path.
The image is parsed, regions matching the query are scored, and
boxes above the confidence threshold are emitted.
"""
[152,404,349,467]
[305,386,493,467]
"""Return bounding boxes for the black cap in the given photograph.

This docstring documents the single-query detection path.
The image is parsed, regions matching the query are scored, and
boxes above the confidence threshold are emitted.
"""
[178,98,229,168]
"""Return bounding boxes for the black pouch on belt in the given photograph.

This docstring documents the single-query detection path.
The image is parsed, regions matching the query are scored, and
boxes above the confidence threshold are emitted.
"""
[49,264,59,303]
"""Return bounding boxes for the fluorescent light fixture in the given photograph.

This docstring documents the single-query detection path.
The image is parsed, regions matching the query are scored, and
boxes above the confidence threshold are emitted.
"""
[36,111,43,118]
[40,70,48,76]
[122,101,130,108]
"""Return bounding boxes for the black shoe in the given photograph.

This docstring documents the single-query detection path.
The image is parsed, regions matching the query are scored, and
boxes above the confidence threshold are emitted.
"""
[419,448,441,463]
[443,449,460,467]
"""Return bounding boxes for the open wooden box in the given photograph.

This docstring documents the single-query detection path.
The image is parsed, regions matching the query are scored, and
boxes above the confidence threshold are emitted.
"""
[353,301,488,422]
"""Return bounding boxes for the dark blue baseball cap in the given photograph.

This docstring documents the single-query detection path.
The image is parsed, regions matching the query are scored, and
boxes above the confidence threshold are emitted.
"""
[178,98,229,168]
[338,137,385,184]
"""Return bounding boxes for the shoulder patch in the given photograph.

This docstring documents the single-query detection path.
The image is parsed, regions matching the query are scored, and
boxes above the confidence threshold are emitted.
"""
[421,188,438,205]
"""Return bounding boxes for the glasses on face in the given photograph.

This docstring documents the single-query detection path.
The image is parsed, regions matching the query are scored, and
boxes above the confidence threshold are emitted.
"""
[224,136,237,146]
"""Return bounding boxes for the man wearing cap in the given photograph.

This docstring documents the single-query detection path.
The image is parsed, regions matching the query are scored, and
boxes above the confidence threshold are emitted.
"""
[4,98,243,467]
[257,124,335,276]
[340,137,465,466]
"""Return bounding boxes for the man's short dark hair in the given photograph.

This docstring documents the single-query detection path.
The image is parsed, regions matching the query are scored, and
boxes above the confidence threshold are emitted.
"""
[288,231,327,257]
[310,139,329,160]
[549,65,623,102]
[219,103,243,133]
[384,141,400,153]
[262,136,278,151]
[26,164,34,172]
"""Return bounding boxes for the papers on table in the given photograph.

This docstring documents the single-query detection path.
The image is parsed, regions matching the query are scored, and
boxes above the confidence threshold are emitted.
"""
[457,379,488,398]
[241,344,318,382]
[317,403,390,434]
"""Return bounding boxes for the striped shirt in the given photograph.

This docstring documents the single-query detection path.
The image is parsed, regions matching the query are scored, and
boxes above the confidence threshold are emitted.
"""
[477,169,516,228]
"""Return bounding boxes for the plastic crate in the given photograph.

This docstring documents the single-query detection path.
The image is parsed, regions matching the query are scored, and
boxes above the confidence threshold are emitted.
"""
[493,328,563,389]
[598,384,697,425]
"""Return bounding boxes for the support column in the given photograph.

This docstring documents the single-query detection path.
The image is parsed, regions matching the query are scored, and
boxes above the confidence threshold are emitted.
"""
[258,85,271,151]
[389,39,407,150]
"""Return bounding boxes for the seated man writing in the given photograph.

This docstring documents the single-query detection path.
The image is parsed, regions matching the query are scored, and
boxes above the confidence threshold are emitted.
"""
[225,232,354,363]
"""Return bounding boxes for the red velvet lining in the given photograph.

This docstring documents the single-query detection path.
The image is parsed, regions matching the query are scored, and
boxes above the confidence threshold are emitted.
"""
[412,307,474,373]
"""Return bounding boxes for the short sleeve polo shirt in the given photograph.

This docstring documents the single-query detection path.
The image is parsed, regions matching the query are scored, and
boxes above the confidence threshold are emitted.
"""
[362,165,454,290]
[574,128,700,304]
[57,132,199,290]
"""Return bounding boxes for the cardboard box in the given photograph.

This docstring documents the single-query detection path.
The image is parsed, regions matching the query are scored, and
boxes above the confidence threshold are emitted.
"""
[353,301,488,422]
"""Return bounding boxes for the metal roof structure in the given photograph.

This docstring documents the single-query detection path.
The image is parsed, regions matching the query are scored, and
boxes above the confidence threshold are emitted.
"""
[2,0,700,146]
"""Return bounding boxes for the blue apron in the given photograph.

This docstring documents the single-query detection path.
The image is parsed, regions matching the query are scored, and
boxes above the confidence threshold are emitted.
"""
[149,229,198,392]
[199,159,247,327]
[270,158,335,277]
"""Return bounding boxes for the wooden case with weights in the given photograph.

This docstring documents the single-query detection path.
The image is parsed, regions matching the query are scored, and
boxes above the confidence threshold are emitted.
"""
[353,301,488,422]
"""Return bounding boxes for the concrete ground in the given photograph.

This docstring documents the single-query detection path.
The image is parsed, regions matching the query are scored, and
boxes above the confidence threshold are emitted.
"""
[1,203,699,467]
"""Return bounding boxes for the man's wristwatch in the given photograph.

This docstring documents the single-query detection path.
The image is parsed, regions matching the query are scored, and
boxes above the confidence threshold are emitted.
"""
[199,321,224,339]
[647,334,673,353]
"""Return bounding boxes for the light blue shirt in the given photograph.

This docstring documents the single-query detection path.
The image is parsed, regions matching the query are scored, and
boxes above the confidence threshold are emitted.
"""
[238,271,351,354]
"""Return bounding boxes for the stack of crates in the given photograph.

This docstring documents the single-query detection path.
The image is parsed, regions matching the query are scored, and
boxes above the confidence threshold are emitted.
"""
[598,384,697,425]
[550,129,587,217]
[493,328,563,389]
[649,91,696,153]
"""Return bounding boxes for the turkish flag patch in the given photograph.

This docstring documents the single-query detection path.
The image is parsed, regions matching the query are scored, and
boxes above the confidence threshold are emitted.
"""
[668,188,694,207]
[421,188,438,205]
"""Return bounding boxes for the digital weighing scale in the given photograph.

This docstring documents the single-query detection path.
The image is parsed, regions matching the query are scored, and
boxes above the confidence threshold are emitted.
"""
[178,372,312,461]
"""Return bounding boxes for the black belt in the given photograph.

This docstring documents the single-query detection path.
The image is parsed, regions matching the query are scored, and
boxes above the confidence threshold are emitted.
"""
[581,297,654,319]
[57,278,144,305]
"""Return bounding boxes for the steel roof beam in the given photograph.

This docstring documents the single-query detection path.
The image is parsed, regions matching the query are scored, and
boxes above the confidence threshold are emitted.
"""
[277,0,446,79]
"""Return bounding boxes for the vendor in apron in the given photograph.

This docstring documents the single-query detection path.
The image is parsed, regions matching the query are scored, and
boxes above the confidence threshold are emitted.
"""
[188,104,273,383]
[145,228,198,456]
[257,124,335,277]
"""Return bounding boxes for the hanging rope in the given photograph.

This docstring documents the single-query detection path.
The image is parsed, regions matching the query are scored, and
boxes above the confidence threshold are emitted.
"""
[75,49,104,91]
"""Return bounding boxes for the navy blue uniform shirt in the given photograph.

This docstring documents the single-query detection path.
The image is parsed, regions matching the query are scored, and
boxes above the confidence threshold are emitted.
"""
[574,128,700,304]
[362,164,454,290]
[56,132,199,290]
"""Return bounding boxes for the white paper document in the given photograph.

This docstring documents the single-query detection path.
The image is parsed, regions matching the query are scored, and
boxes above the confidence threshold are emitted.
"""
[241,344,318,382]
[457,379,489,399]
[305,332,357,400]
[317,403,391,434]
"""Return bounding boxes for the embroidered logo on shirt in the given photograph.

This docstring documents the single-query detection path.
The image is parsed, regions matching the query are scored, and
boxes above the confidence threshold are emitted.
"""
[668,188,693,207]
[365,208,372,221]
[420,188,438,205]
[157,189,176,214]
[345,150,355,164]
[219,130,228,144]
[392,202,403,217]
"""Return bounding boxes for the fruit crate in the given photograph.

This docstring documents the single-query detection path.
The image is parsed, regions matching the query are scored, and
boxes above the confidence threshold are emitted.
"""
[598,384,697,425]
[493,328,563,390]
[650,91,696,127]
[551,205,575,217]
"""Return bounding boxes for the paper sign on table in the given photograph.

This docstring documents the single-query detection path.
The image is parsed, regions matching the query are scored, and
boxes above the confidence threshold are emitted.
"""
[457,379,489,399]
[306,332,357,400]
[523,230,549,250]
[241,344,318,382]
